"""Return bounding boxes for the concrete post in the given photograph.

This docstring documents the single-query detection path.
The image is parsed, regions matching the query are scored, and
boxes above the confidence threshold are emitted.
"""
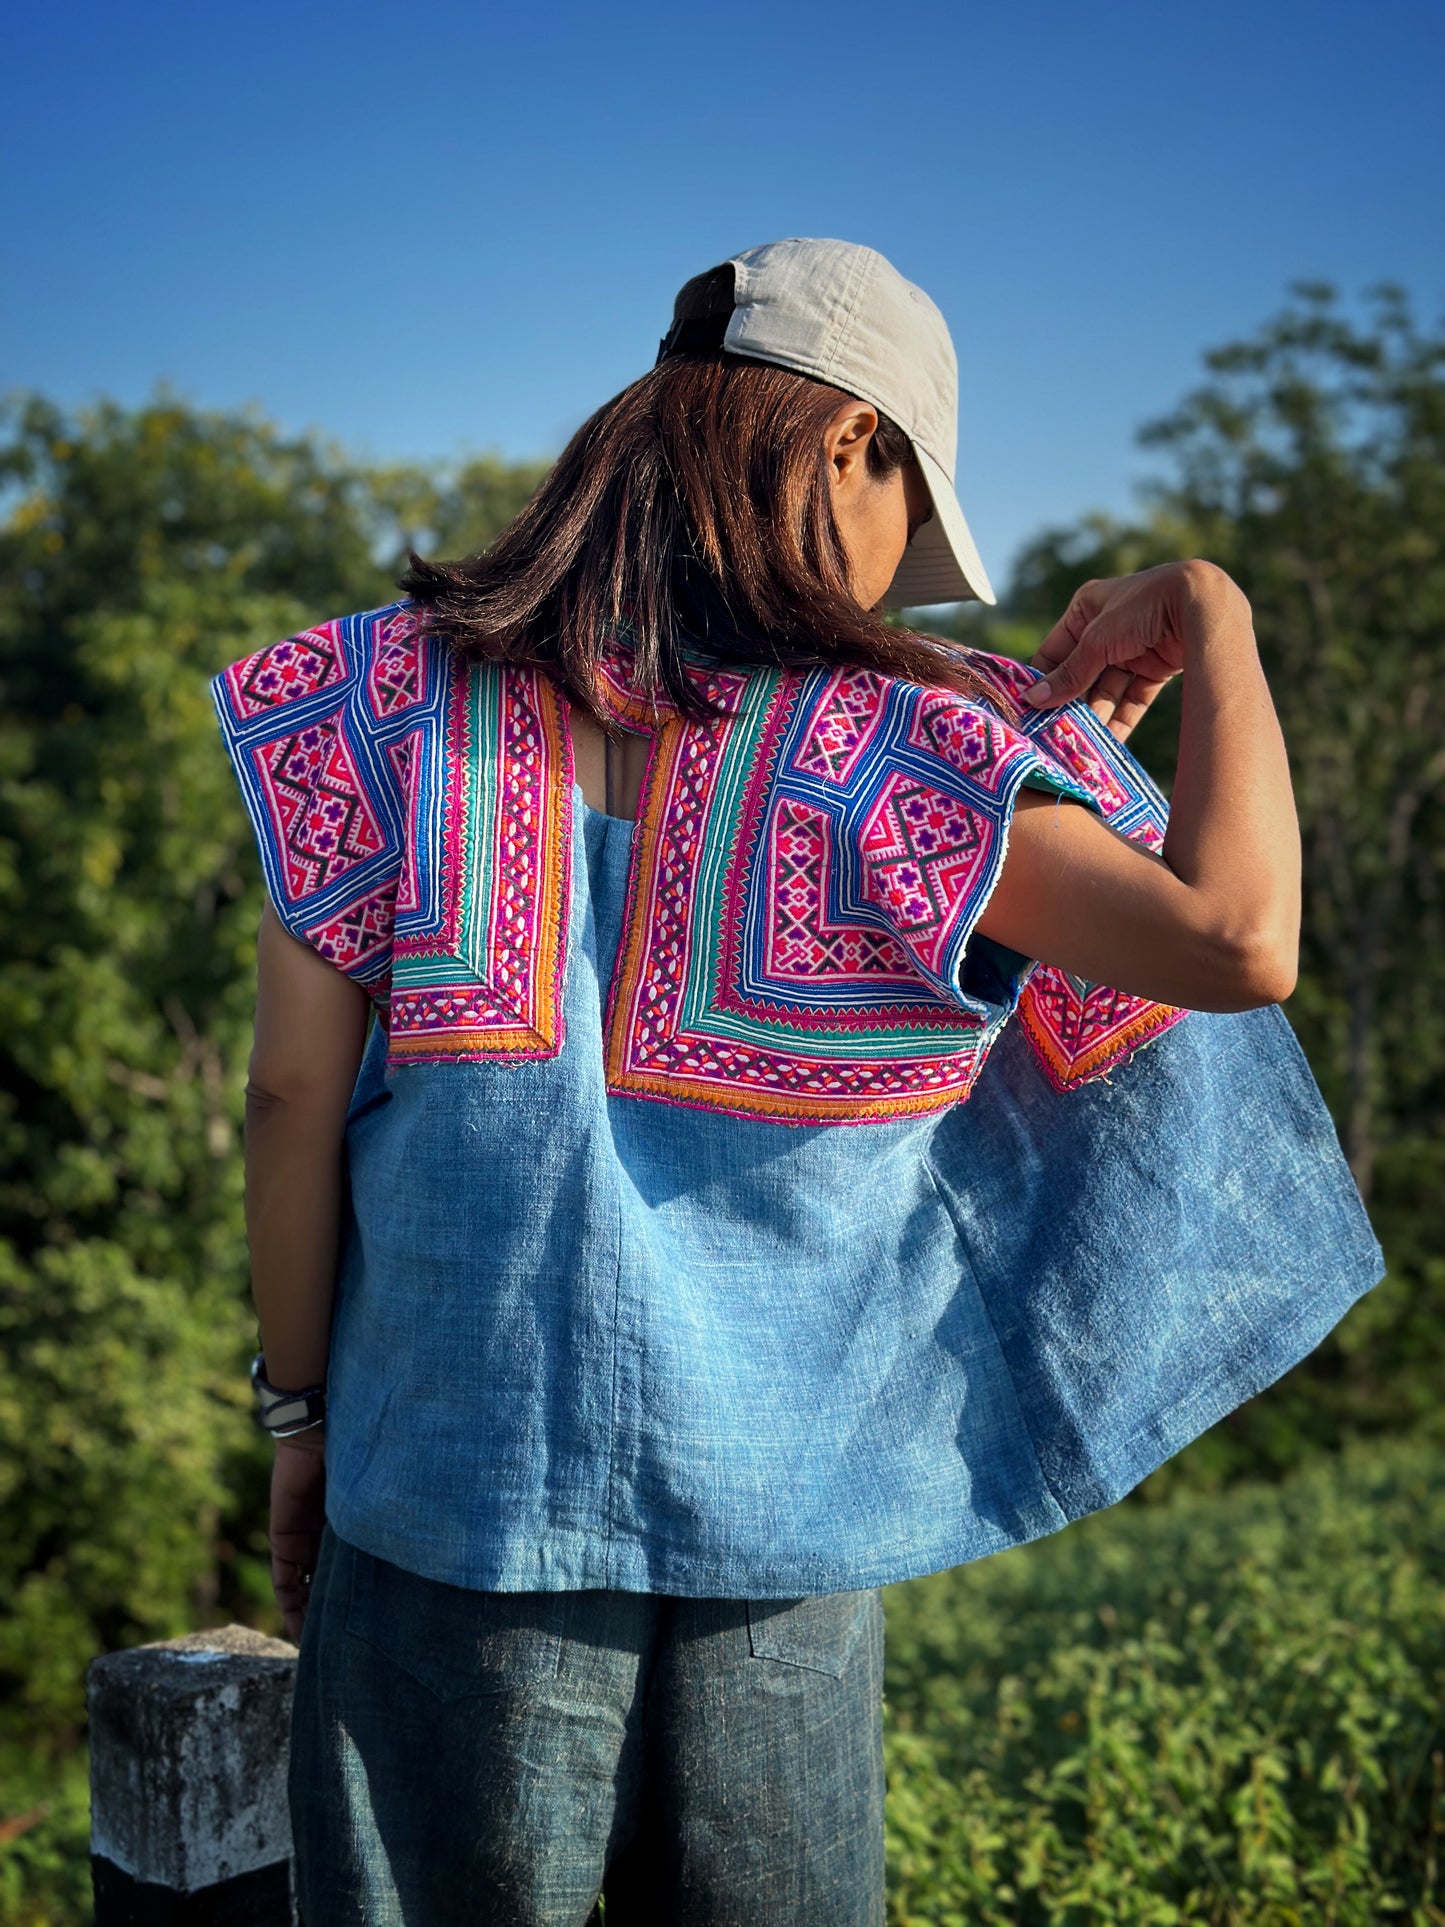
[87,1625,298,1925]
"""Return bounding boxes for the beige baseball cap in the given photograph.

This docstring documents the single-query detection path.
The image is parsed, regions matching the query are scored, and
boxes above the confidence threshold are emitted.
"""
[657,237,995,609]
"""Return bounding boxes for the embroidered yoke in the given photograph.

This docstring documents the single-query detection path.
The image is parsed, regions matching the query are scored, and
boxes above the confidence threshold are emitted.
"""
[214,604,1382,1595]
[214,602,1186,1112]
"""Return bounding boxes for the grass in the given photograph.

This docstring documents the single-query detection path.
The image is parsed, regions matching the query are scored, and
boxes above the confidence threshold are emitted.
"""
[882,1437,1445,1924]
[2,1437,1442,1923]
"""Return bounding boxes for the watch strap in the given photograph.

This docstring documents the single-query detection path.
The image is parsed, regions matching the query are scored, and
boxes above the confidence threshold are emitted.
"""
[251,1353,327,1436]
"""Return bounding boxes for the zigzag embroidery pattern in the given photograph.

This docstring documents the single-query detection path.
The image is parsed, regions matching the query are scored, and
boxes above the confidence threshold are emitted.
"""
[217,617,1189,1111]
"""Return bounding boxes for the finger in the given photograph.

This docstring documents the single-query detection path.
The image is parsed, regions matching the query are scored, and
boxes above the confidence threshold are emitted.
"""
[1095,670,1151,728]
[1106,677,1168,740]
[272,1551,315,1627]
[270,1536,320,1581]
[1024,630,1112,708]
[1029,571,1115,671]
[1029,593,1092,674]
[1086,666,1132,725]
[1114,645,1177,684]
[1037,637,1180,708]
[1125,672,1169,711]
[1029,621,1077,674]
[273,1583,311,1630]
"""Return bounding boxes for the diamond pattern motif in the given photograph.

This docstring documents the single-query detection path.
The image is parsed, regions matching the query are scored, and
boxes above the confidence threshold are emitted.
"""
[910,691,1030,796]
[766,799,914,980]
[489,682,556,1006]
[1034,710,1131,816]
[307,883,396,975]
[230,622,345,717]
[366,607,425,718]
[256,716,386,898]
[607,669,1014,1122]
[623,711,732,1064]
[218,611,1185,1110]
[387,733,421,915]
[859,772,990,974]
[789,669,888,783]
[1019,964,1185,1090]
[391,984,515,1032]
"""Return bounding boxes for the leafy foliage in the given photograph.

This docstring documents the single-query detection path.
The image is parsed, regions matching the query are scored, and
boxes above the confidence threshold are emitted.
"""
[883,1437,1445,1926]
[0,1749,89,1926]
[1,399,354,1749]
[996,288,1445,1204]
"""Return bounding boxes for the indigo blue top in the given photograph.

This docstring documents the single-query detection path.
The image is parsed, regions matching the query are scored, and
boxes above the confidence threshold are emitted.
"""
[214,606,1384,1596]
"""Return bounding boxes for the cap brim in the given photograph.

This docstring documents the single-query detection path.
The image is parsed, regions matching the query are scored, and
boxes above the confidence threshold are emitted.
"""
[883,445,996,610]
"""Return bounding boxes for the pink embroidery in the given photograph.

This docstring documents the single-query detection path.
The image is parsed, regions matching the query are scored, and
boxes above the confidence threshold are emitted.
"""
[765,799,916,983]
[387,733,422,916]
[1019,966,1186,1091]
[1033,710,1131,817]
[489,680,560,1005]
[789,669,889,783]
[226,621,345,717]
[217,612,1190,1109]
[909,691,1034,797]
[306,882,397,976]
[913,644,1189,1089]
[390,983,518,1033]
[604,694,735,1071]
[611,1026,983,1116]
[252,715,385,899]
[962,651,1035,705]
[366,605,425,718]
[388,659,571,1063]
[605,672,1000,1123]
[859,771,993,979]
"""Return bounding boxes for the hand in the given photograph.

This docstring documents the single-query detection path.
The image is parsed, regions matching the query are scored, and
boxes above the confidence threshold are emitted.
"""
[269,1431,326,1641]
[1026,561,1244,740]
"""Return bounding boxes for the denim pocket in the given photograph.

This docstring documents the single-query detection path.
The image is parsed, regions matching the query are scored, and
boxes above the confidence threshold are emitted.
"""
[745,1591,875,1678]
[344,1544,565,1702]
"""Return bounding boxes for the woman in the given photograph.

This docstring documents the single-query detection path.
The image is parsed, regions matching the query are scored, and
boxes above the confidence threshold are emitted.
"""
[216,238,1379,1925]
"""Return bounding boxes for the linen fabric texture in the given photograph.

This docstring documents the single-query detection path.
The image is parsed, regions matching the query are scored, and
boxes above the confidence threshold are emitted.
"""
[213,605,1383,1597]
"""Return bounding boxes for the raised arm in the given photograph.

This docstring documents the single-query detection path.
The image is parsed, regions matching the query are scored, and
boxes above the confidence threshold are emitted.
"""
[976,561,1301,1013]
[245,901,370,1633]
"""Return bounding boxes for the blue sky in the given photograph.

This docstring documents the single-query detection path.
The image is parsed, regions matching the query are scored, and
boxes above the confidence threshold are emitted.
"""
[5,0,1441,587]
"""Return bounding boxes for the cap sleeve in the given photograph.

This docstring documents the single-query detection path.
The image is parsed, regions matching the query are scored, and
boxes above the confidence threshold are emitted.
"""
[211,603,422,999]
[848,680,1097,1018]
[954,646,1190,1088]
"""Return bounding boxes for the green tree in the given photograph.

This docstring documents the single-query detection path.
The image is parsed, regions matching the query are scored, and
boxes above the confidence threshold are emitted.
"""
[373,451,553,565]
[1141,287,1445,1213]
[944,288,1445,1472]
[0,395,407,1745]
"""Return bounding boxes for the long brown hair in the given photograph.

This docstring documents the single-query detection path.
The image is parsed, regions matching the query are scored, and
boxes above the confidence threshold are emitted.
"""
[401,351,990,721]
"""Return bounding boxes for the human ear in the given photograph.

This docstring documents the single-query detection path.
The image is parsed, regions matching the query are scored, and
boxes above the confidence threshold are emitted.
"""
[824,402,880,491]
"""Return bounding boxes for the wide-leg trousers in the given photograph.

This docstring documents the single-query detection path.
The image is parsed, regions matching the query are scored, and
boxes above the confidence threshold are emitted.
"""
[290,1527,886,1926]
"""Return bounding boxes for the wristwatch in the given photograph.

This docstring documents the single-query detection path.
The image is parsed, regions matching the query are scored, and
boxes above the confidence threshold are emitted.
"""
[250,1353,327,1437]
